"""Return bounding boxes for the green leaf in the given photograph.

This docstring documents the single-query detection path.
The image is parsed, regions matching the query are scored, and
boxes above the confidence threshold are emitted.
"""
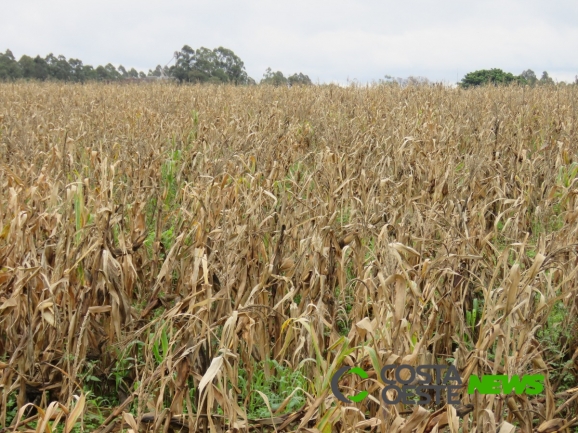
[161,327,169,358]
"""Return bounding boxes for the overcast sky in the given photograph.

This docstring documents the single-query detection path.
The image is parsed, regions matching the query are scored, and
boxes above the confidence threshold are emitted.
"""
[2,0,577,84]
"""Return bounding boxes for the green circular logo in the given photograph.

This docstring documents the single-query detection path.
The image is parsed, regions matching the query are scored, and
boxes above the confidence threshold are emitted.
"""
[331,366,369,403]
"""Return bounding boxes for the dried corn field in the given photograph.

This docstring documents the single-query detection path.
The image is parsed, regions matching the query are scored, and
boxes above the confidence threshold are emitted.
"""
[1,82,578,433]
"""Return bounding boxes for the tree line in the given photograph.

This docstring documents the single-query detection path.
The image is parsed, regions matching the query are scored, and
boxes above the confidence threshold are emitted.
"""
[379,70,576,88]
[168,46,312,85]
[459,68,577,88]
[0,49,146,82]
[2,47,572,87]
[0,46,312,86]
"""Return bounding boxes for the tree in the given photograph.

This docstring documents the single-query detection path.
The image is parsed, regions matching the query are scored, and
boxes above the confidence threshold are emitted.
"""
[288,72,312,86]
[190,47,215,82]
[18,55,35,78]
[260,69,312,86]
[213,47,249,84]
[33,56,50,80]
[82,63,99,81]
[148,65,162,77]
[105,64,121,80]
[18,55,50,80]
[45,54,73,81]
[171,45,195,82]
[539,71,555,86]
[148,64,171,78]
[172,46,212,83]
[0,49,22,79]
[68,58,85,81]
[520,69,537,86]
[261,68,288,86]
[83,63,122,81]
[460,68,524,88]
[170,45,251,84]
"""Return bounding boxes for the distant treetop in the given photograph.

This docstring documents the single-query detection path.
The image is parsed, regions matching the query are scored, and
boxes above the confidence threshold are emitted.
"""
[169,45,254,84]
[459,68,561,88]
[260,68,312,86]
[0,49,151,82]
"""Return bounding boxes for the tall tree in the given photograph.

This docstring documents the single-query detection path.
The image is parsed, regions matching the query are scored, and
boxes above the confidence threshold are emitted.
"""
[213,47,249,84]
[68,58,85,81]
[261,68,288,86]
[95,65,110,81]
[540,71,555,86]
[288,72,312,86]
[171,45,251,84]
[19,55,49,80]
[104,63,121,80]
[148,65,161,77]
[520,69,538,86]
[0,49,21,79]
[45,54,73,81]
[173,45,196,80]
[148,64,171,78]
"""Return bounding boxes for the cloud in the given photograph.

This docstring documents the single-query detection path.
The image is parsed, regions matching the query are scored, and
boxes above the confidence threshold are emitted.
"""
[1,0,576,83]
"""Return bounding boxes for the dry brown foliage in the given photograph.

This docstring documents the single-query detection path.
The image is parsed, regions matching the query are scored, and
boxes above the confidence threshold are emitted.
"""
[1,82,578,432]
